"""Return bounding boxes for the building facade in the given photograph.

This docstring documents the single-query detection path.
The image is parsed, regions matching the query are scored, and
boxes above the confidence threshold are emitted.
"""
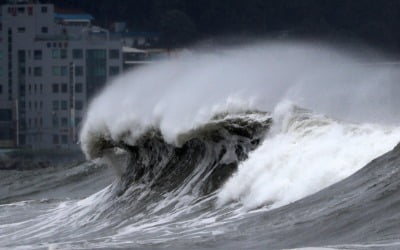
[0,1,123,149]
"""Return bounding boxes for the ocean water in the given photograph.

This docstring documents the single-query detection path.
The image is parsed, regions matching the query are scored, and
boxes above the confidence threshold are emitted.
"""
[2,42,400,250]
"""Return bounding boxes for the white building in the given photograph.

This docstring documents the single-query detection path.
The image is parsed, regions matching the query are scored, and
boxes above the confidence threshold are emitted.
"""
[0,0,123,149]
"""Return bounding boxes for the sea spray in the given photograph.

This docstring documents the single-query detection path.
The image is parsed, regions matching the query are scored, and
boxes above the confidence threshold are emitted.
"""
[80,43,400,159]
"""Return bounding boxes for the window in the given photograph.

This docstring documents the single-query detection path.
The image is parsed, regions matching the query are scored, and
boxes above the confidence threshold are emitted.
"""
[94,67,106,76]
[75,100,83,110]
[75,66,83,76]
[61,100,68,110]
[75,83,83,93]
[61,83,68,93]
[41,6,48,13]
[52,134,59,144]
[46,42,51,48]
[109,49,119,59]
[0,85,2,94]
[52,100,59,111]
[52,83,59,93]
[0,109,12,121]
[52,116,58,128]
[72,49,83,59]
[52,66,60,76]
[109,66,119,76]
[61,66,67,76]
[75,117,82,126]
[17,27,26,33]
[61,135,68,144]
[33,67,42,77]
[19,67,26,76]
[19,85,25,96]
[61,117,68,127]
[17,7,25,14]
[91,49,106,59]
[34,50,42,60]
[41,26,48,33]
[52,66,67,76]
[28,6,33,15]
[52,49,60,59]
[60,49,67,59]
[18,50,26,63]
[53,49,67,59]
[0,67,3,77]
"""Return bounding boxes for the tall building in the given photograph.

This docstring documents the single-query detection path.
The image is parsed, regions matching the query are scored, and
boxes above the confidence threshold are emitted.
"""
[0,0,123,149]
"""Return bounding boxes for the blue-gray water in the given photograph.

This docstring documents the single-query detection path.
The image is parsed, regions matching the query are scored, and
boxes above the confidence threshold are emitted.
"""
[1,110,400,250]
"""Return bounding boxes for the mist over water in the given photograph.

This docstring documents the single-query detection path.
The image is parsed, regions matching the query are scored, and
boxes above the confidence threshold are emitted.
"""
[81,42,400,158]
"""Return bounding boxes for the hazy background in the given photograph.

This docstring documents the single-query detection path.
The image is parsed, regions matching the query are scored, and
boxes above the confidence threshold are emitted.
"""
[14,0,400,53]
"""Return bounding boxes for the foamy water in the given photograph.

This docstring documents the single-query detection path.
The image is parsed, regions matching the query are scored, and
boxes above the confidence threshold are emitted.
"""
[2,42,400,250]
[218,101,400,209]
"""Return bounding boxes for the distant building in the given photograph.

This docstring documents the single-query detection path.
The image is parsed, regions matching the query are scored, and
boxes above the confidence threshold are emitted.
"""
[0,0,123,149]
[122,47,168,70]
[109,22,160,49]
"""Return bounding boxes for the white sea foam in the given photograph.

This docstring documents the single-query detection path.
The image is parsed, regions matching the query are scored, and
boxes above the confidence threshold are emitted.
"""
[217,101,400,209]
[79,42,400,159]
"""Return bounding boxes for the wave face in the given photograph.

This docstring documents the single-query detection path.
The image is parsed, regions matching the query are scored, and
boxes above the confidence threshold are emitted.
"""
[2,43,400,249]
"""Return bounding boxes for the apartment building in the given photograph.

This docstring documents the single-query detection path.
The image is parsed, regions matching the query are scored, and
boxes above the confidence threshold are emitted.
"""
[0,0,123,149]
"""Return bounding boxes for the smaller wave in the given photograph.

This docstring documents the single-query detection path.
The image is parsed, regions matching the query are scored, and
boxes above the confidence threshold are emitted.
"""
[217,102,400,210]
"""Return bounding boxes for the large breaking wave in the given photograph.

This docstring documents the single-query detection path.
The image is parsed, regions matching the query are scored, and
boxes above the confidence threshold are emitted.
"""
[2,42,400,249]
[80,42,400,210]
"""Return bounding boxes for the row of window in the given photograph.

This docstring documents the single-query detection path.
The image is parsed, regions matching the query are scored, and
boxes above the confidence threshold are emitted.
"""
[52,100,84,111]
[28,101,43,110]
[26,116,82,135]
[52,117,82,129]
[24,82,84,95]
[27,65,118,77]
[53,134,69,145]
[17,26,48,34]
[18,49,120,60]
[8,6,48,16]
[15,65,93,77]
[27,83,43,95]
[28,117,43,128]
[52,66,68,76]
[52,83,83,93]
